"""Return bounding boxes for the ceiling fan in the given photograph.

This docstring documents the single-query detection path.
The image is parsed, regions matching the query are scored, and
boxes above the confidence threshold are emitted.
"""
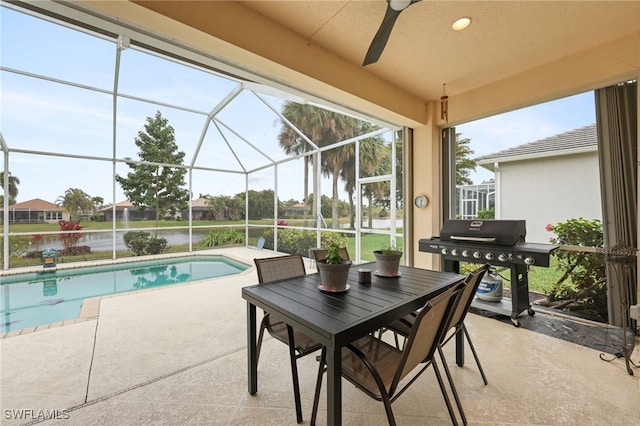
[363,0,421,66]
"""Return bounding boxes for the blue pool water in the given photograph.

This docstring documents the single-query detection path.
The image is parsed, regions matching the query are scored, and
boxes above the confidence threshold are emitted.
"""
[0,255,248,333]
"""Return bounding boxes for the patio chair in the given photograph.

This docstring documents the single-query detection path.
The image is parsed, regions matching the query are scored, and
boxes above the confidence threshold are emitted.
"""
[310,280,466,426]
[382,264,490,424]
[386,264,489,377]
[253,254,322,424]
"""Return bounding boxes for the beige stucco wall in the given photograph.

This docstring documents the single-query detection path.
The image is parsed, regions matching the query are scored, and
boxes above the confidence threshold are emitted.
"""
[494,151,601,244]
[76,1,639,273]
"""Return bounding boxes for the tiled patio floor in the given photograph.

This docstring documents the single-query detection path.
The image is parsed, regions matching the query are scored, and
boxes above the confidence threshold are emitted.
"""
[1,247,639,425]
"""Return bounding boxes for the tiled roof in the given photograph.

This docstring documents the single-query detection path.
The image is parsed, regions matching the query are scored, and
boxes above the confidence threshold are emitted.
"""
[101,199,212,210]
[0,198,62,211]
[475,124,597,165]
[101,200,135,211]
[191,197,210,208]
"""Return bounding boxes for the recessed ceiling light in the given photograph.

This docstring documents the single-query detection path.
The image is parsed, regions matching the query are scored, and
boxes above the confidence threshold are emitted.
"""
[452,17,472,31]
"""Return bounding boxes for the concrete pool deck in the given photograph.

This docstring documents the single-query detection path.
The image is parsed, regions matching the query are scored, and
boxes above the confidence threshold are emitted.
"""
[1,252,253,338]
[1,247,639,425]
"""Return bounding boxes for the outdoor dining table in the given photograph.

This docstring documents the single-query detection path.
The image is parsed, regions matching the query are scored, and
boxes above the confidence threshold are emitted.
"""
[242,261,465,426]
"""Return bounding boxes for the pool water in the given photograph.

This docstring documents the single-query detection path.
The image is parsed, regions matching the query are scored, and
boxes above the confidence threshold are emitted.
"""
[0,255,248,333]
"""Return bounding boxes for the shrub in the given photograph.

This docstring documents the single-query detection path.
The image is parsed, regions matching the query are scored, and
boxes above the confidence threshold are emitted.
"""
[0,235,30,257]
[24,250,44,259]
[222,228,244,244]
[261,228,348,255]
[200,231,221,248]
[58,246,92,256]
[477,208,495,219]
[199,228,245,248]
[58,220,84,250]
[145,237,168,255]
[546,217,607,319]
[123,231,168,256]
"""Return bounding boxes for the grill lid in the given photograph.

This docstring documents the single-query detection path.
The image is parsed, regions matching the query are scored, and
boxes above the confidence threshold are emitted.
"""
[439,219,526,246]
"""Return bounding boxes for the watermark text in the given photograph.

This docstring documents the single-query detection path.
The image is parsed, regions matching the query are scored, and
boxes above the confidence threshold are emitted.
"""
[4,409,70,420]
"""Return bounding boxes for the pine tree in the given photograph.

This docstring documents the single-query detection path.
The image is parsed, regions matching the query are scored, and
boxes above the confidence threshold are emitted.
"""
[115,111,189,232]
[456,134,477,185]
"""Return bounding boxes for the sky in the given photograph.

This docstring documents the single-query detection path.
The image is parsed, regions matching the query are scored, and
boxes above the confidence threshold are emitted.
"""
[459,91,596,183]
[1,5,596,206]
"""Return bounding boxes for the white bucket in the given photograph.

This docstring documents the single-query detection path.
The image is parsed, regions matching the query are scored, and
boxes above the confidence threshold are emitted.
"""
[476,272,503,302]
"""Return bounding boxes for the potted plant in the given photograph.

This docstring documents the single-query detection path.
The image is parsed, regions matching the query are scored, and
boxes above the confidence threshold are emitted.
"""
[316,244,352,292]
[373,244,403,277]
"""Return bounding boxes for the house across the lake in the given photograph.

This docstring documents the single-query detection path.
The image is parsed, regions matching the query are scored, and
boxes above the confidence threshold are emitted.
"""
[283,203,306,217]
[0,198,68,224]
[102,198,213,222]
[101,200,155,222]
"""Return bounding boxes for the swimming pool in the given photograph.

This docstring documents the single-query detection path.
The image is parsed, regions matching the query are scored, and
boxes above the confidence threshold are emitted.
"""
[1,255,249,333]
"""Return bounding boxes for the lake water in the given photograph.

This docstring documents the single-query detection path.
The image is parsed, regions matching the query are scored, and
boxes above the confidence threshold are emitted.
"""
[30,219,402,252]
[31,230,210,252]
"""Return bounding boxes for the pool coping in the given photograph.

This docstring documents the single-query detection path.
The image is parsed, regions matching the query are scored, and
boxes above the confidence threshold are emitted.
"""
[1,252,256,339]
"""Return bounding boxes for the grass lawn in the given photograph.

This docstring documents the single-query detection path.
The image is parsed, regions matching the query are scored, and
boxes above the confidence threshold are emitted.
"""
[459,257,563,294]
[346,233,562,294]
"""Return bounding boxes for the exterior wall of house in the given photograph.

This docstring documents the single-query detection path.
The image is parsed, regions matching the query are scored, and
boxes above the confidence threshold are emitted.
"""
[0,209,68,223]
[102,208,155,222]
[495,151,601,243]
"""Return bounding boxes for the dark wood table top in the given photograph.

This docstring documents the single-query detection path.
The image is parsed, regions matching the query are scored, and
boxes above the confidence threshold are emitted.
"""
[242,262,465,348]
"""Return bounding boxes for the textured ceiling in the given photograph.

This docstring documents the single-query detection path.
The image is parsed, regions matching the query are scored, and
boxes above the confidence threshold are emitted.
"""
[242,1,640,100]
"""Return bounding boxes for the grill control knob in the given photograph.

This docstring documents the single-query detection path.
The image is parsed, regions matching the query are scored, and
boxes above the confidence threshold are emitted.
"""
[524,257,536,265]
[473,251,482,259]
[440,248,448,255]
[485,253,494,261]
[462,250,470,257]
[498,254,508,262]
[451,249,460,256]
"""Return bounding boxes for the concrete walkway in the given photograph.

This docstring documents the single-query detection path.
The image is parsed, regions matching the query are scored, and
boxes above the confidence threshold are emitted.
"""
[1,247,639,425]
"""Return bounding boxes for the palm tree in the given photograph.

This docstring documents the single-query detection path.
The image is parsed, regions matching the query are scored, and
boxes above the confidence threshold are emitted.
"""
[278,102,327,221]
[340,125,386,229]
[56,188,93,221]
[203,194,227,221]
[280,103,386,229]
[228,194,245,220]
[317,114,361,228]
[90,196,104,215]
[0,171,20,205]
[359,145,392,229]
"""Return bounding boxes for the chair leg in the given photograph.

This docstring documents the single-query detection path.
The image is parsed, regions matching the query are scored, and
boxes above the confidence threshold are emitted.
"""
[393,331,401,350]
[462,323,488,385]
[381,393,397,426]
[438,346,467,425]
[286,325,303,424]
[431,359,459,426]
[377,327,403,350]
[256,318,267,365]
[311,346,327,426]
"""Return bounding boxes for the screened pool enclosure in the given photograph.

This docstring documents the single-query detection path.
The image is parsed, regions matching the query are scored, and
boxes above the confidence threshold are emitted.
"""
[1,3,406,270]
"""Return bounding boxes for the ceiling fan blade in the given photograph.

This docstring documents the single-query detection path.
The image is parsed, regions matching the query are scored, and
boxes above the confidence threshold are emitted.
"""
[363,0,421,66]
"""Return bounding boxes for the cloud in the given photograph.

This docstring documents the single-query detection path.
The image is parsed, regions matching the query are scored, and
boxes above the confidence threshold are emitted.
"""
[457,91,596,183]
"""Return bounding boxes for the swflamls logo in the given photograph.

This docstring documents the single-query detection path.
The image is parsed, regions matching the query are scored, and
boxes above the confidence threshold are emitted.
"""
[3,409,70,420]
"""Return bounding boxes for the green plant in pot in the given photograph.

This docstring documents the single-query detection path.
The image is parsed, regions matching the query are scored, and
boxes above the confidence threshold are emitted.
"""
[373,244,403,277]
[316,244,352,292]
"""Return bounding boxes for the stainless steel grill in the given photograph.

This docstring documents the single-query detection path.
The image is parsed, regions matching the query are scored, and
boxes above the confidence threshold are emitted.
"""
[419,219,558,326]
